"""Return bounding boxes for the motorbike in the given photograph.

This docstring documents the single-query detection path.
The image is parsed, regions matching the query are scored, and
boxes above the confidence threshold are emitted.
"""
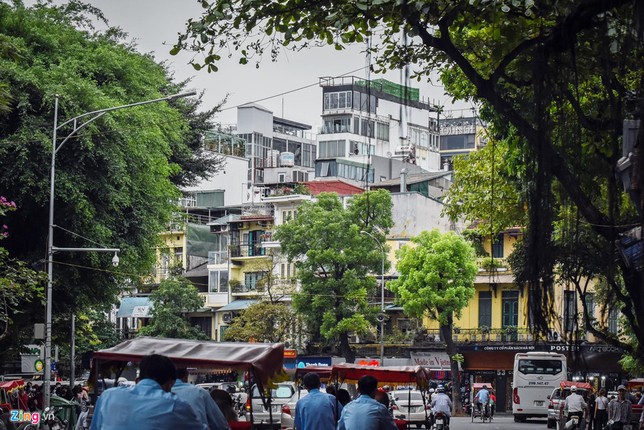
[433,412,448,430]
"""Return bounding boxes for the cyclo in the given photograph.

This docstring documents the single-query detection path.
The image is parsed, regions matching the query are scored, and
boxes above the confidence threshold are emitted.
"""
[470,383,492,423]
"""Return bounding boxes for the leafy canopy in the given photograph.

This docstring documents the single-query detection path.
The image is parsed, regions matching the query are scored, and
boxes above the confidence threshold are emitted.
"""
[138,277,208,340]
[0,1,222,355]
[389,229,477,326]
[223,302,297,343]
[275,190,392,360]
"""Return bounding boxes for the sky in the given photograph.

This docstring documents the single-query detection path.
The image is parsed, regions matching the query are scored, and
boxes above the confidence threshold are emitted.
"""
[69,0,472,129]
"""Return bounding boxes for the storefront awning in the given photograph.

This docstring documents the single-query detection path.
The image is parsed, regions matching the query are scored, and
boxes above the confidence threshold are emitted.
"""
[217,300,258,312]
[117,297,152,318]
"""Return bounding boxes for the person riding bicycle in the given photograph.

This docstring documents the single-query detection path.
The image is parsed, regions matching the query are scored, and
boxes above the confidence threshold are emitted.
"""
[475,385,491,417]
[431,385,452,429]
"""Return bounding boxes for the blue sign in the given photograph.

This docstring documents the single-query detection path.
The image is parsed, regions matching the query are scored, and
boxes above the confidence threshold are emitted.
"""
[296,356,332,368]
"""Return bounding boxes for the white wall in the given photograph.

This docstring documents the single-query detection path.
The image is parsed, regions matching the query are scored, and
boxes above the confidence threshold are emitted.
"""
[237,104,274,136]
[183,155,249,206]
[389,192,464,238]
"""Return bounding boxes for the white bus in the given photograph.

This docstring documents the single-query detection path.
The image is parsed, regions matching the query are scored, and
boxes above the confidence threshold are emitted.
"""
[512,352,567,423]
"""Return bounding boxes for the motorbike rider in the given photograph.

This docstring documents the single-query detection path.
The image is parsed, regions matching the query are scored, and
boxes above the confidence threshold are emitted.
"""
[430,385,452,429]
[564,385,587,428]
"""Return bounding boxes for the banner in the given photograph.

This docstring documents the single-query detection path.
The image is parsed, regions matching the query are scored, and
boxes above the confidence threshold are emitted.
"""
[410,351,456,370]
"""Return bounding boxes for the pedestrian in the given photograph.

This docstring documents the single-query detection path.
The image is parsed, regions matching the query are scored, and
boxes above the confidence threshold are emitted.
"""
[587,393,596,430]
[210,389,238,423]
[294,372,342,430]
[607,385,631,430]
[595,389,609,430]
[337,375,397,430]
[564,386,587,426]
[489,390,497,418]
[172,368,230,430]
[89,354,207,430]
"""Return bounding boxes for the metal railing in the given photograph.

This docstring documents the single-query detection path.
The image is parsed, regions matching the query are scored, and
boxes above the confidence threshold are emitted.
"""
[229,244,266,258]
[208,251,229,265]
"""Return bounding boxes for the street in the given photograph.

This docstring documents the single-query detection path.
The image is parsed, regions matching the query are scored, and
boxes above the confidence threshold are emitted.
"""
[437,415,548,430]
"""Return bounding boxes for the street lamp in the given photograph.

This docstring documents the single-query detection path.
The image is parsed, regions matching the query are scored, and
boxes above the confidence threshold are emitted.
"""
[360,230,386,366]
[45,91,196,408]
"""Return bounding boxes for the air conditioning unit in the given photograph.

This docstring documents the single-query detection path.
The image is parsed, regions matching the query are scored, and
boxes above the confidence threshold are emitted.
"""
[258,221,269,227]
[222,312,233,323]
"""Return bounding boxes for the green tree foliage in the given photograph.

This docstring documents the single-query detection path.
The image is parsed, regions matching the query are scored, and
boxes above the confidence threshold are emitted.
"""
[0,196,46,341]
[444,137,526,238]
[223,302,297,343]
[275,190,393,362]
[389,229,477,413]
[138,277,208,340]
[0,2,222,359]
[172,0,644,359]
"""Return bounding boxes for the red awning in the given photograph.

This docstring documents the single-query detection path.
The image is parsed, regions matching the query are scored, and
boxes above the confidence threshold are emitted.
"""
[331,364,429,388]
[92,337,284,387]
[560,381,594,391]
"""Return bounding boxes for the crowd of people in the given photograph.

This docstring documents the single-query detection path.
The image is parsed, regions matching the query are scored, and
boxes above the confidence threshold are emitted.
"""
[563,384,644,430]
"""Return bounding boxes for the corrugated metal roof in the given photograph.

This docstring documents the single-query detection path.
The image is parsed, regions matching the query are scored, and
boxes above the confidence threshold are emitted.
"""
[304,180,365,196]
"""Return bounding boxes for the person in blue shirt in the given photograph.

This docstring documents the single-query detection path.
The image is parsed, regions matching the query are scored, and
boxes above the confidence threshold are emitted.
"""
[89,354,207,430]
[337,375,397,430]
[173,368,230,430]
[294,372,342,430]
[475,385,491,417]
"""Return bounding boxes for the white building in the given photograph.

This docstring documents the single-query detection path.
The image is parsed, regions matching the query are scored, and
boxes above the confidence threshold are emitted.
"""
[315,76,441,187]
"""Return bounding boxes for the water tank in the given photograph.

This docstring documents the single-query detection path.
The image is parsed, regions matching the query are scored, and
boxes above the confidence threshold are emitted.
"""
[279,152,295,167]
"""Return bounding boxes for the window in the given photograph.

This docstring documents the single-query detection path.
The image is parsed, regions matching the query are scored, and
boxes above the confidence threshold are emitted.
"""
[608,306,619,334]
[376,122,390,141]
[502,290,519,327]
[318,140,346,158]
[492,234,504,258]
[564,290,577,332]
[478,291,492,327]
[349,141,374,156]
[323,91,352,111]
[244,272,264,290]
[209,270,229,293]
[518,359,563,375]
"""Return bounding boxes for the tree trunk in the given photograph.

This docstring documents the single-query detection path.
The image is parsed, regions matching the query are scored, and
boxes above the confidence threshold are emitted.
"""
[440,314,463,415]
[339,331,355,363]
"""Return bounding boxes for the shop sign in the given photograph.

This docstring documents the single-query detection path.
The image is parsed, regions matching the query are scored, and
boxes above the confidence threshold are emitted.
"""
[410,352,451,370]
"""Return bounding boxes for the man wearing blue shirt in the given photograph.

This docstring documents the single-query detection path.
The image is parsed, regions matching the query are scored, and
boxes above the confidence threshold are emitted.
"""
[337,375,397,430]
[173,368,230,430]
[90,354,207,430]
[475,385,490,417]
[294,372,341,430]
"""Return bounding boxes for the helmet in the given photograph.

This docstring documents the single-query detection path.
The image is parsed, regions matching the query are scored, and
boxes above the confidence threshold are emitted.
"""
[437,385,445,393]
[429,388,435,394]
[570,386,577,392]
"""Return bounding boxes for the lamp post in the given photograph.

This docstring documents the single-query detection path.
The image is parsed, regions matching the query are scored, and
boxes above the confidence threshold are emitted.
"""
[45,91,195,408]
[360,230,386,366]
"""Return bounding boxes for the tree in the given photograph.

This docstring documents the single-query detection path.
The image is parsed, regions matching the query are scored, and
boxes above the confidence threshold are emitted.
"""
[223,302,297,343]
[174,0,644,362]
[275,190,393,362]
[138,277,208,340]
[0,2,222,360]
[389,229,477,414]
[0,196,46,341]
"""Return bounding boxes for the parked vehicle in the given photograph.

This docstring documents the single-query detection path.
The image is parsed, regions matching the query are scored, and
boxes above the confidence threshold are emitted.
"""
[249,382,295,429]
[280,389,309,430]
[390,390,430,429]
[546,381,593,429]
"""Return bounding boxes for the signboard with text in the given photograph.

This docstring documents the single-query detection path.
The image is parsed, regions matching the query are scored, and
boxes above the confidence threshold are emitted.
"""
[410,351,453,370]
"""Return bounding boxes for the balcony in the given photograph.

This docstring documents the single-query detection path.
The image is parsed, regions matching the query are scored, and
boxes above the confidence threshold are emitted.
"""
[241,203,274,218]
[229,244,266,258]
[208,251,229,265]
[230,282,264,295]
[477,257,509,272]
